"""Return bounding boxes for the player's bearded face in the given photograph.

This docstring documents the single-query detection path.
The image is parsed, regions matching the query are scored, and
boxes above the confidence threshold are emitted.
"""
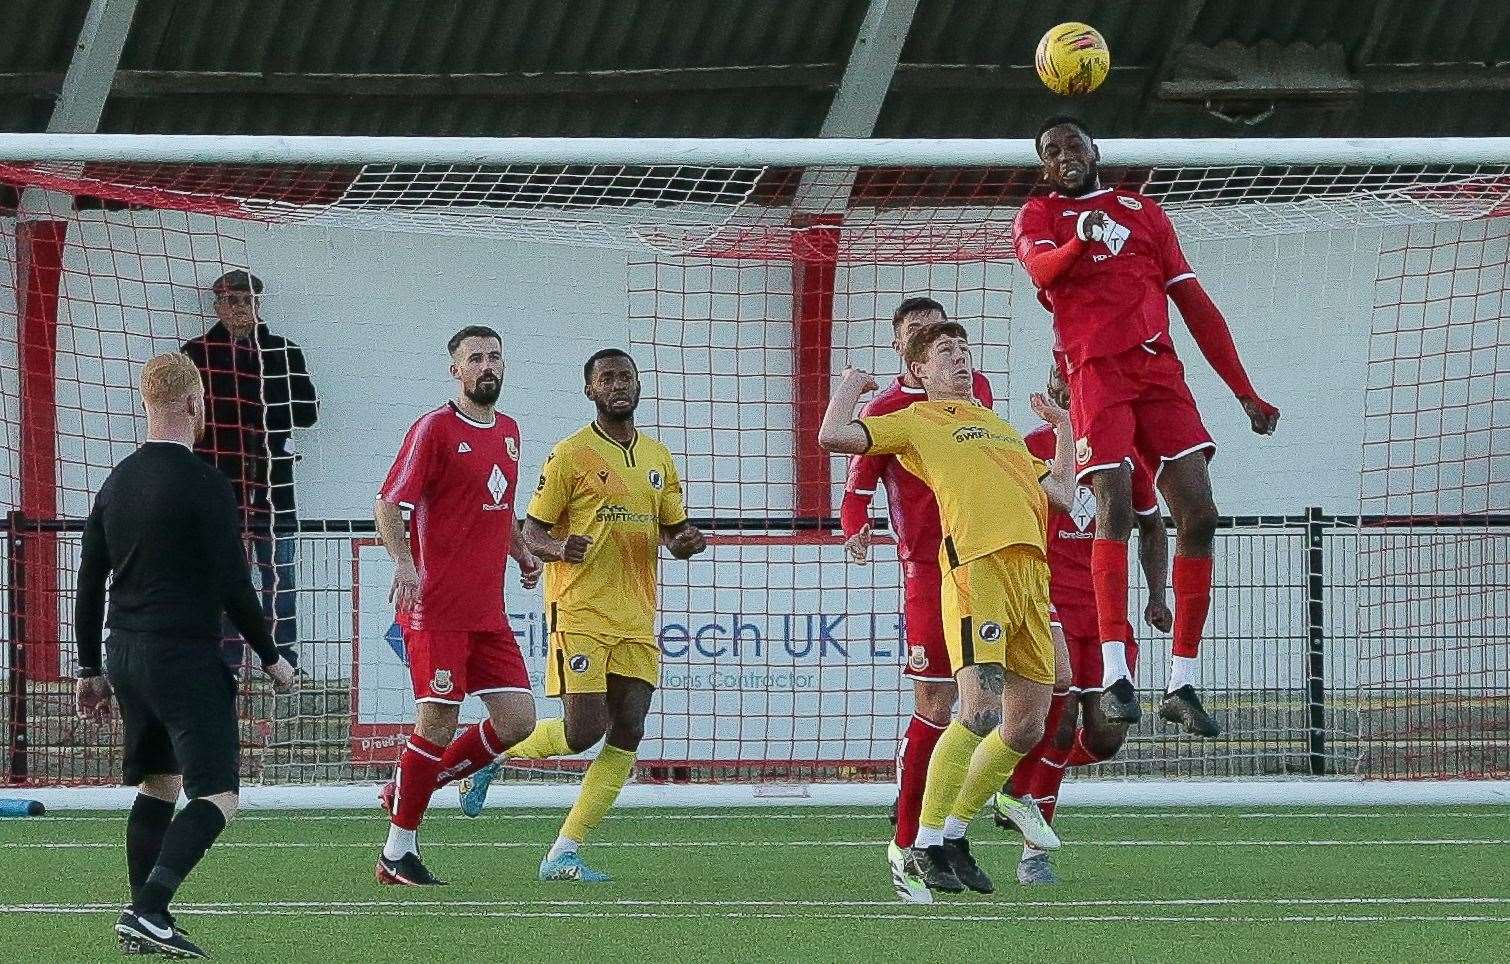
[466,368,502,406]
[453,337,504,407]
[588,358,641,418]
[1038,125,1099,196]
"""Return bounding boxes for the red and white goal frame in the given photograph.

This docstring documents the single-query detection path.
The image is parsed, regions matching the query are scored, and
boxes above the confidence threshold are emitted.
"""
[1,134,1507,808]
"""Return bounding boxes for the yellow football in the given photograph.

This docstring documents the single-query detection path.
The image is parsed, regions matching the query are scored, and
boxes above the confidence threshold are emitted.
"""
[1035,22,1110,96]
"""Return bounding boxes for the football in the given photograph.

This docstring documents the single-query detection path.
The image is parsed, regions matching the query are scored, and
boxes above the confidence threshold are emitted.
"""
[1035,22,1111,96]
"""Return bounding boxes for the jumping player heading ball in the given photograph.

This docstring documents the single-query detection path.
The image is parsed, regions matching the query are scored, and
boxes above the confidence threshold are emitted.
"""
[1012,115,1280,735]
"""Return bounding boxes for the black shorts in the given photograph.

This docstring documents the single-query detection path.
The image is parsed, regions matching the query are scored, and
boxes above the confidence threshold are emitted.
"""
[105,633,241,797]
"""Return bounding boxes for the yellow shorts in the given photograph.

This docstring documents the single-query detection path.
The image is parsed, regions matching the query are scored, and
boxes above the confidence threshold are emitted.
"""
[940,544,1055,685]
[546,631,660,697]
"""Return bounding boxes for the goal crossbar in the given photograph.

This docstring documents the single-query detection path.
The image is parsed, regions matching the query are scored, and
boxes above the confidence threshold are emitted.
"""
[3,134,1510,167]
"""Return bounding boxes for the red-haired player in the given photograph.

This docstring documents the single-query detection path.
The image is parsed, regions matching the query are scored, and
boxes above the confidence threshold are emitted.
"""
[1014,115,1279,736]
[839,297,997,903]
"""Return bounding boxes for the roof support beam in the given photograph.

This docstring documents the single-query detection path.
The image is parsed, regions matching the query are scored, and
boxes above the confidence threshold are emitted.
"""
[794,0,921,213]
[818,0,921,137]
[47,0,138,133]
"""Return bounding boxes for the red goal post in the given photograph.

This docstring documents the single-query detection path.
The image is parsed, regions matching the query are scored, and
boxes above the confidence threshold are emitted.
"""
[2,134,1508,807]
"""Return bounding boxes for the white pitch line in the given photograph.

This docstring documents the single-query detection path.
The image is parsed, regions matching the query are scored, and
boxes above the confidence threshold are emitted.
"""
[11,897,1510,911]
[13,837,1510,850]
[1,905,1507,925]
[19,809,1510,824]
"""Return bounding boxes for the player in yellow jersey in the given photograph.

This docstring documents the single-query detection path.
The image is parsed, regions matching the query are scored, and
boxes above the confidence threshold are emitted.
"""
[460,348,705,881]
[818,319,1077,897]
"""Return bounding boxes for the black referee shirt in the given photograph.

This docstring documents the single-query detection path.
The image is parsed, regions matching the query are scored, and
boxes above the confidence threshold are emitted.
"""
[74,440,279,675]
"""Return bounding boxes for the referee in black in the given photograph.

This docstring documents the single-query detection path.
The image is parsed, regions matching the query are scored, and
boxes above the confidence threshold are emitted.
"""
[75,351,296,958]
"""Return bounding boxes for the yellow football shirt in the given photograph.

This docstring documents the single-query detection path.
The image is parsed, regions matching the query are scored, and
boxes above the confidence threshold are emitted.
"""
[860,399,1048,567]
[527,423,689,639]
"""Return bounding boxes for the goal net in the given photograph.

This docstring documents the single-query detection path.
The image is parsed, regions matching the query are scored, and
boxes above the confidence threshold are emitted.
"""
[1,137,1506,801]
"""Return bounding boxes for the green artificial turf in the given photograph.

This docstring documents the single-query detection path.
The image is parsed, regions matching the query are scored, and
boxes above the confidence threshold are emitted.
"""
[2,805,1506,962]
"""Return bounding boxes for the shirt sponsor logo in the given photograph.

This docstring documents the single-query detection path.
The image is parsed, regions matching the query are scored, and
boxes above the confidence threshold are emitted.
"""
[486,464,508,507]
[596,503,654,525]
[431,669,454,695]
[505,437,519,461]
[952,425,1016,445]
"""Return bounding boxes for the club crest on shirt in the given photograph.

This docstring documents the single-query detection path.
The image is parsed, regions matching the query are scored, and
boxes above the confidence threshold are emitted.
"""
[431,669,454,695]
[979,622,1003,642]
[569,654,590,673]
[1117,195,1143,211]
[505,436,519,461]
[647,468,663,490]
[908,645,929,673]
[1075,436,1092,466]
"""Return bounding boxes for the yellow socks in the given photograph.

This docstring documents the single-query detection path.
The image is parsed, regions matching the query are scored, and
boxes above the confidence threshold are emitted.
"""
[950,726,1026,824]
[915,721,983,847]
[504,718,572,760]
[559,744,635,844]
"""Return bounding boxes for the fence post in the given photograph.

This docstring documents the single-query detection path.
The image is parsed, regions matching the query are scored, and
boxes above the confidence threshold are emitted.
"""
[5,511,29,782]
[1306,506,1327,776]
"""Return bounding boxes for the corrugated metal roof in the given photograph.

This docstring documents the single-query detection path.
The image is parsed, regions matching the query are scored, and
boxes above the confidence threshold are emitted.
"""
[0,0,1507,138]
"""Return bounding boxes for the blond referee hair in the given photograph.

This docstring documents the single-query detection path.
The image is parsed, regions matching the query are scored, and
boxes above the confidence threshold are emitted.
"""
[139,352,203,409]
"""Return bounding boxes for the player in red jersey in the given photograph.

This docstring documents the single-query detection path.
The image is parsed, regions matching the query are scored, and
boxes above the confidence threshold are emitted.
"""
[1013,115,1280,736]
[993,362,1171,884]
[838,297,1000,901]
[371,325,542,885]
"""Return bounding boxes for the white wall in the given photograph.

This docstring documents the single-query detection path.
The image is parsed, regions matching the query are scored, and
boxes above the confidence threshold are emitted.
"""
[1,209,1503,751]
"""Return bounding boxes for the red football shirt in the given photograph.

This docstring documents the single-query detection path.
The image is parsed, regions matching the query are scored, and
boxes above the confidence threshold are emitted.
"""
[1024,422,1157,616]
[1012,188,1195,373]
[842,371,994,564]
[379,401,521,632]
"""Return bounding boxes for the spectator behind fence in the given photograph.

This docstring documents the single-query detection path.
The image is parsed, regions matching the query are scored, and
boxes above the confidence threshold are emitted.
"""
[180,270,319,670]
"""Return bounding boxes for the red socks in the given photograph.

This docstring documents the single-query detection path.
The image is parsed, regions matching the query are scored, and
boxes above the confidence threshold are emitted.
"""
[391,733,446,832]
[1172,555,1215,659]
[436,718,504,788]
[1091,538,1130,650]
[894,714,946,848]
[1065,729,1111,768]
[1010,688,1070,799]
[1011,688,1071,821]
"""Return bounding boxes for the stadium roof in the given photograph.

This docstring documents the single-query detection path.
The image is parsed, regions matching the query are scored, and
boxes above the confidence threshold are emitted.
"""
[1,0,1507,139]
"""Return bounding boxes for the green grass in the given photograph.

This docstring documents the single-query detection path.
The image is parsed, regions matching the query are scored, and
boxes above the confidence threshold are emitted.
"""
[2,803,1507,962]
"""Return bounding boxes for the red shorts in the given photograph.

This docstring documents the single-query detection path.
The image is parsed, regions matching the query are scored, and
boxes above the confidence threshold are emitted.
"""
[1050,603,1138,691]
[1068,341,1214,482]
[901,560,950,681]
[1051,603,1103,691]
[404,627,530,703]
